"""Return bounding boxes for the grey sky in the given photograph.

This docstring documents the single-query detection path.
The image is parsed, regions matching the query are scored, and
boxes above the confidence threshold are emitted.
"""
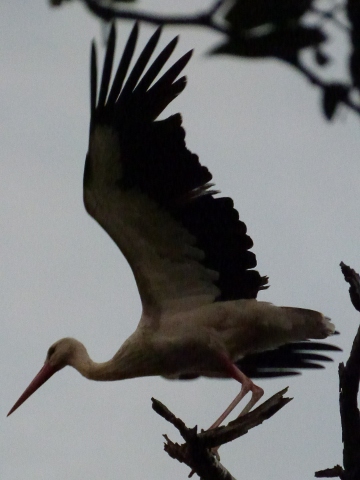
[2,2,359,479]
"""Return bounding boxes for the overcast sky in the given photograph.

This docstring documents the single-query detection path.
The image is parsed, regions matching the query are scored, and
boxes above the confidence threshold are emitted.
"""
[2,2,360,480]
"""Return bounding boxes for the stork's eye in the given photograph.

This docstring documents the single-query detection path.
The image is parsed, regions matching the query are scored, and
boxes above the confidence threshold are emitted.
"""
[47,346,56,358]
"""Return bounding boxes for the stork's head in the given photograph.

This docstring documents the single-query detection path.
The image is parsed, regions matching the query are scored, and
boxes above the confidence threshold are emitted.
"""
[7,337,81,416]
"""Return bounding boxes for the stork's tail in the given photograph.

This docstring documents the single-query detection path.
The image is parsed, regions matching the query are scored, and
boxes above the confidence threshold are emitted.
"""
[235,305,339,379]
[279,307,335,340]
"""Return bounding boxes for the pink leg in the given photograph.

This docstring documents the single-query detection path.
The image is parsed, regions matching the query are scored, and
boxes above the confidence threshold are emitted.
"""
[209,353,264,429]
[189,355,261,476]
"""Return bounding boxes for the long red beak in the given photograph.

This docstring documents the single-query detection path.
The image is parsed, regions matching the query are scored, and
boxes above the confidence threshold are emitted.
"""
[7,363,57,416]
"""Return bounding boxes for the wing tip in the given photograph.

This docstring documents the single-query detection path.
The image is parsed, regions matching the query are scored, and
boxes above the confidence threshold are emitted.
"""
[90,40,98,123]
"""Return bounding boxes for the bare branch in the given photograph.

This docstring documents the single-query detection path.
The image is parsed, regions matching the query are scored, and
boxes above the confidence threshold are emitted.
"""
[340,262,360,312]
[316,263,360,478]
[151,388,291,479]
[315,464,344,478]
[293,65,360,117]
[80,0,228,34]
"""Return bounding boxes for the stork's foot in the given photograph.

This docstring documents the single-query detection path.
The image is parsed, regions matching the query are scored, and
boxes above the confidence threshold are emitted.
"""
[189,360,264,478]
[205,359,263,465]
[209,379,264,429]
[210,353,264,429]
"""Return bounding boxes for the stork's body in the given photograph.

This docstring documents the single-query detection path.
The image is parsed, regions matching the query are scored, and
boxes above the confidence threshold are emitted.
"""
[8,24,338,421]
[47,300,333,382]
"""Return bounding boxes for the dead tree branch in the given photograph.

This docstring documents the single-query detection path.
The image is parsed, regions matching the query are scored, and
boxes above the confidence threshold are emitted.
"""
[152,388,291,480]
[80,0,227,33]
[315,262,360,479]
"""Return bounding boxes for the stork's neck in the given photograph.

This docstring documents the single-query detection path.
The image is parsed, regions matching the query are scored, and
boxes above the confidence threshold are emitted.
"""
[70,335,161,382]
[73,356,126,382]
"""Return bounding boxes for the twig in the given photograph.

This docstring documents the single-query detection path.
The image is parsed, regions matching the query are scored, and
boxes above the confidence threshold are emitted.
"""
[312,4,349,33]
[315,465,344,478]
[151,388,291,480]
[198,387,291,449]
[293,63,360,117]
[81,0,228,34]
[340,262,360,312]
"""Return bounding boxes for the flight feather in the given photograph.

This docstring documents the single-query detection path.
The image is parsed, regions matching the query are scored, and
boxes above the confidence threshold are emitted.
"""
[84,24,267,318]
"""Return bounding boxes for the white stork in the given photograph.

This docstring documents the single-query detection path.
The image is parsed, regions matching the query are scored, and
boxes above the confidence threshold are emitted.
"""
[8,24,339,424]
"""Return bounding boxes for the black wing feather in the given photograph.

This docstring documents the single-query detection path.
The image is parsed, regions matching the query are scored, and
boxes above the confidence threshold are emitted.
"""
[107,23,139,106]
[144,51,193,120]
[98,24,116,108]
[134,36,179,94]
[118,26,162,107]
[90,42,97,129]
[236,342,341,378]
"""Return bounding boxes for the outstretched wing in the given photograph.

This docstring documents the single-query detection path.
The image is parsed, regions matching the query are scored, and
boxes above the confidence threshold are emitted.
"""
[84,24,267,319]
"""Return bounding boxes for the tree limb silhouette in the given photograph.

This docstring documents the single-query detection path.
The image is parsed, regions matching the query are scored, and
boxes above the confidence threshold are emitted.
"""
[315,263,360,479]
[152,388,291,479]
[51,0,360,120]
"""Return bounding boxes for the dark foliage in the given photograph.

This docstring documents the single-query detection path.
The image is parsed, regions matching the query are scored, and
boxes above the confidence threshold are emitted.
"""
[52,0,360,119]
